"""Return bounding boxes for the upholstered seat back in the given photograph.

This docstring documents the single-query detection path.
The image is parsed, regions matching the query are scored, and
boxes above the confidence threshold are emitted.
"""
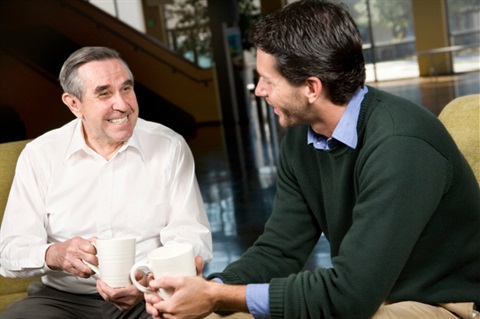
[0,139,39,312]
[438,94,480,183]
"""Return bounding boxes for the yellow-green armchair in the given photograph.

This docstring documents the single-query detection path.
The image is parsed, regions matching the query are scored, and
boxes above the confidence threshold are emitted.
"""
[438,94,480,184]
[0,140,39,313]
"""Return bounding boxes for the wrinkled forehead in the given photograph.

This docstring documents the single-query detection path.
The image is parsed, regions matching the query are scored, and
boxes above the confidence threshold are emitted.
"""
[78,59,131,90]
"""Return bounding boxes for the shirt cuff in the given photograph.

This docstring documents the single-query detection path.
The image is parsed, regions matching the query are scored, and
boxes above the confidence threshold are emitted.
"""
[246,284,270,319]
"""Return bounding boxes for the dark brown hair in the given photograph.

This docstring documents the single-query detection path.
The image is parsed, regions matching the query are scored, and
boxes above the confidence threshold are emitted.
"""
[249,0,365,105]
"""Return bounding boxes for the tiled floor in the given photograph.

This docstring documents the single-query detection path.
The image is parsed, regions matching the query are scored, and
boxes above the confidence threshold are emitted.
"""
[188,71,480,274]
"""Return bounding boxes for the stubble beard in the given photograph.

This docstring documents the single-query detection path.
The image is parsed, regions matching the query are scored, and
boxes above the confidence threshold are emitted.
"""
[277,97,310,128]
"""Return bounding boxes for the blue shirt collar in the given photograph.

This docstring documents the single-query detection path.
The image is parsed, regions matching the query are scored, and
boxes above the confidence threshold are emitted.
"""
[308,86,368,150]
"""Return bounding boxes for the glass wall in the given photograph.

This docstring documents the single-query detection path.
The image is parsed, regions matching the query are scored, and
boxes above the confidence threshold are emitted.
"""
[446,0,480,73]
[163,0,213,68]
[89,0,146,33]
[162,0,261,69]
[341,0,418,82]
[286,0,418,82]
[89,0,479,79]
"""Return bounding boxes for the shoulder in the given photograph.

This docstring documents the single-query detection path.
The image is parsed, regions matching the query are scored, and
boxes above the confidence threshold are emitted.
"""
[24,119,78,155]
[134,118,191,157]
[135,118,185,142]
[364,86,433,122]
[15,119,79,174]
[359,87,461,173]
[362,86,446,140]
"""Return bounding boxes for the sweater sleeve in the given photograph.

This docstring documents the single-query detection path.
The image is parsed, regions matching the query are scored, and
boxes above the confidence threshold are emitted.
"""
[209,136,322,285]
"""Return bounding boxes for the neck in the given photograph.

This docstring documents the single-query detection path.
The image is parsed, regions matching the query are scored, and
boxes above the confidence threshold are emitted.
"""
[310,101,347,137]
[89,140,124,160]
[82,128,124,160]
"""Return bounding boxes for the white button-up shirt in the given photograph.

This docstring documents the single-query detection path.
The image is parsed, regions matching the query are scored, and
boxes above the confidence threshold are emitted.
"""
[0,118,212,294]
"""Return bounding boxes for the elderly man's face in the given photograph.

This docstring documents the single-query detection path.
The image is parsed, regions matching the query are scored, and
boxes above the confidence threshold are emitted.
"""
[72,58,139,151]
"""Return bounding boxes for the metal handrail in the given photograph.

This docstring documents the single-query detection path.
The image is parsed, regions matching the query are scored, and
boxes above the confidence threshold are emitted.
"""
[416,42,480,56]
[416,42,480,77]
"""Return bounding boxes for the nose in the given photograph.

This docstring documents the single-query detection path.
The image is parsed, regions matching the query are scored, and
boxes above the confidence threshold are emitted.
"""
[112,93,130,111]
[254,78,267,97]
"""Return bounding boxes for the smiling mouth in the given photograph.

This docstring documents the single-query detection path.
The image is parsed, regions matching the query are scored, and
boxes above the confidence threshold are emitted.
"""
[108,116,128,124]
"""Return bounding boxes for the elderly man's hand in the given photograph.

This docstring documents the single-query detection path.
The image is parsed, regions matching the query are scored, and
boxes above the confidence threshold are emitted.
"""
[96,270,147,311]
[45,236,97,278]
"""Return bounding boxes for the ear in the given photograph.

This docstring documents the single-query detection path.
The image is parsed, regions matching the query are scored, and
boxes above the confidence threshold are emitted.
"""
[62,93,82,118]
[304,77,322,104]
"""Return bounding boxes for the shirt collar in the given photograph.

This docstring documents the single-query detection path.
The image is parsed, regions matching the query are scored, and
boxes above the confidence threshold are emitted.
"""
[64,119,145,162]
[308,86,368,150]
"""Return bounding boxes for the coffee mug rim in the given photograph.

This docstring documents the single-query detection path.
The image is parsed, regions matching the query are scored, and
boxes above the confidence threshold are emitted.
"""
[147,242,193,259]
[95,236,136,242]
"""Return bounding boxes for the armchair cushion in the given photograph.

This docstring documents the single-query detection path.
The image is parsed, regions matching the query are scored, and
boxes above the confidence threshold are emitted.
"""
[438,94,480,183]
[0,139,39,313]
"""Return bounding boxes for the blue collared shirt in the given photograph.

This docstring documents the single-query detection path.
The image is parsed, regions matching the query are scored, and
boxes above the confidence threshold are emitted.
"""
[245,86,368,319]
[307,86,368,150]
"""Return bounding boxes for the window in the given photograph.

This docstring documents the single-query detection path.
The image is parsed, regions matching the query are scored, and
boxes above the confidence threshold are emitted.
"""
[164,0,213,68]
[343,0,418,82]
[446,0,480,73]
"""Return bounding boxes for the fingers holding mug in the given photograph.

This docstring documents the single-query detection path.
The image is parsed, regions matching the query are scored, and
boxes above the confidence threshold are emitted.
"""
[130,243,195,300]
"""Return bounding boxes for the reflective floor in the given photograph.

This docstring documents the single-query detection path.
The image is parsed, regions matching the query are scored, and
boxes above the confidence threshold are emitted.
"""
[188,71,480,274]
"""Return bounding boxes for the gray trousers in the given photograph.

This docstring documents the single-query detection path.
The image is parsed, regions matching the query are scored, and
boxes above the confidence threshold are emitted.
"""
[0,282,151,319]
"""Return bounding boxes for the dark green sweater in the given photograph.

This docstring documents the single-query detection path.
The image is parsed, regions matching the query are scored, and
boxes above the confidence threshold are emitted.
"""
[211,87,480,318]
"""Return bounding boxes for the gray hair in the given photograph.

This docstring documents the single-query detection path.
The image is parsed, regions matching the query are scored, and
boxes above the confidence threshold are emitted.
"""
[59,46,134,101]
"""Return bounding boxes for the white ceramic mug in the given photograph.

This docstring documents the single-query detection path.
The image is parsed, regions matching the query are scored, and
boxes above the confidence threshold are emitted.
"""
[84,237,136,288]
[130,243,195,299]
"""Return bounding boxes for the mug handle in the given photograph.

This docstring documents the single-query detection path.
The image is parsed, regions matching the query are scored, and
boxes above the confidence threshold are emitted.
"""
[130,261,155,293]
[82,241,100,275]
[83,260,100,275]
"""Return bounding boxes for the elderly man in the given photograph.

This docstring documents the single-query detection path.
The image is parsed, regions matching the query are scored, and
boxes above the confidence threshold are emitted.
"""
[0,46,212,319]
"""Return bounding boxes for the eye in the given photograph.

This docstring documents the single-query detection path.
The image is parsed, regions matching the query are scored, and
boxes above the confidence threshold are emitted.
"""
[259,76,270,85]
[122,86,133,93]
[97,91,112,99]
